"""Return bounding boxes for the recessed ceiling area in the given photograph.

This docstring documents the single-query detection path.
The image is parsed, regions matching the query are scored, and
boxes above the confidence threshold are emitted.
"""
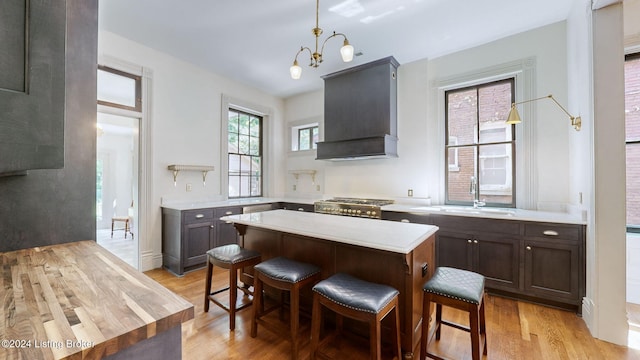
[98,0,576,98]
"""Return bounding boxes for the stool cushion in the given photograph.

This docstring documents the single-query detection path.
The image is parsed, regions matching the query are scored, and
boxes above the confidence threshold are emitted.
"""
[254,257,320,284]
[207,244,260,265]
[313,273,399,314]
[423,267,485,304]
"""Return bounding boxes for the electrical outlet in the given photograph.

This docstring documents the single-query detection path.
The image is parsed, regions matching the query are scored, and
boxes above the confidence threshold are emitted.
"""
[316,185,320,191]
[408,189,413,197]
[293,184,297,191]
[186,183,192,192]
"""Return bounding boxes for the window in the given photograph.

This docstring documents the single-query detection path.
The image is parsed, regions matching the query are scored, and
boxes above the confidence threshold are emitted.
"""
[228,109,262,198]
[298,125,319,151]
[626,53,640,232]
[97,66,141,111]
[291,123,319,151]
[445,78,515,207]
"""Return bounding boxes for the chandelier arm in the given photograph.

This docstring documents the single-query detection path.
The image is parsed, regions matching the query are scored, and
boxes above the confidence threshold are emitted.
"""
[319,31,347,60]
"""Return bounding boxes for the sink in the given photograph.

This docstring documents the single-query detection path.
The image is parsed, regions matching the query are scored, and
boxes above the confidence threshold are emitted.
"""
[410,206,515,216]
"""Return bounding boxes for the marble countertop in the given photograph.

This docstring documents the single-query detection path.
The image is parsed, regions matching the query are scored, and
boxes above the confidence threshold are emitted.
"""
[161,197,315,211]
[221,209,439,254]
[382,204,587,224]
[161,196,586,225]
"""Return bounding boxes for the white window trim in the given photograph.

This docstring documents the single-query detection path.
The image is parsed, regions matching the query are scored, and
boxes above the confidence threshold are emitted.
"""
[287,116,323,157]
[220,94,272,199]
[436,57,537,209]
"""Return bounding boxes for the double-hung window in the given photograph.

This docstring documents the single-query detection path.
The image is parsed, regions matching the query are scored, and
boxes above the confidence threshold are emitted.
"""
[626,53,640,232]
[228,109,262,198]
[445,78,515,207]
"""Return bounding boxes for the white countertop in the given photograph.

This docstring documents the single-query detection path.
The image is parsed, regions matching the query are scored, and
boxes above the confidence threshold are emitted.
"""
[221,209,439,254]
[161,197,315,211]
[382,204,586,224]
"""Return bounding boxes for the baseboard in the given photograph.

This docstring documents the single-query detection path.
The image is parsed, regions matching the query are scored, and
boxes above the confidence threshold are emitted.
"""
[141,251,163,272]
[582,296,596,335]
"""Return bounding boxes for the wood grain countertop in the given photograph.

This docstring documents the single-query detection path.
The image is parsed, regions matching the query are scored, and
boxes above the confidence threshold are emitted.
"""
[0,240,194,359]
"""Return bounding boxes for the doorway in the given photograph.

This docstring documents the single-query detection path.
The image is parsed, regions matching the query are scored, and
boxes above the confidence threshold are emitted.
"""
[96,112,139,268]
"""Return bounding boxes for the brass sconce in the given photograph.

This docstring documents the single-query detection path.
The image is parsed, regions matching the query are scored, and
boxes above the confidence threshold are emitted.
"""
[506,94,581,131]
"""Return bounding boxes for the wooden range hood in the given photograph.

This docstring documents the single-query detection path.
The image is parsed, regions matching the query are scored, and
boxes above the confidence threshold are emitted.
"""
[316,56,399,160]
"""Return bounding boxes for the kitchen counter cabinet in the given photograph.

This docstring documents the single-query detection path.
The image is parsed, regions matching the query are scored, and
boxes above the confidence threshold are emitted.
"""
[382,210,431,224]
[162,205,242,275]
[430,214,585,312]
[432,215,521,292]
[522,223,584,306]
[0,241,194,360]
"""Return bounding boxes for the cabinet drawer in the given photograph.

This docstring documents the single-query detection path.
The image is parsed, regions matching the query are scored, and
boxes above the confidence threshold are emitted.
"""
[524,223,582,241]
[431,214,520,235]
[183,209,214,224]
[214,206,243,218]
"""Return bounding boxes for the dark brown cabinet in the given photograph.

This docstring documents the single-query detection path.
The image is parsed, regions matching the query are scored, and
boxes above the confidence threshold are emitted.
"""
[433,215,521,292]
[162,205,243,275]
[523,223,584,306]
[279,202,314,212]
[385,211,586,313]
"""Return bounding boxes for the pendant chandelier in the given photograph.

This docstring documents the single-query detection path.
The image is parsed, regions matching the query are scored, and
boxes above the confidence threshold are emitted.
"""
[289,0,354,80]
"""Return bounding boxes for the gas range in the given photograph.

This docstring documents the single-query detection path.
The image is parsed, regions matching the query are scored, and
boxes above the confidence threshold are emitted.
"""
[314,197,394,219]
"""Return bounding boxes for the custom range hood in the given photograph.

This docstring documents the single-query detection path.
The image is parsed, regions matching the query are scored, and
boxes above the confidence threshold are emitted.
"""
[316,56,399,160]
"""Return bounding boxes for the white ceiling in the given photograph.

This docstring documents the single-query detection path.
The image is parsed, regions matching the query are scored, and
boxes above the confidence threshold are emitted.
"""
[98,0,576,99]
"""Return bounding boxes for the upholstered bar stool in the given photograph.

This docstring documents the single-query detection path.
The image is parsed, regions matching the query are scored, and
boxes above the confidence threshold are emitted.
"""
[251,256,322,360]
[420,267,487,360]
[204,244,261,331]
[310,273,401,360]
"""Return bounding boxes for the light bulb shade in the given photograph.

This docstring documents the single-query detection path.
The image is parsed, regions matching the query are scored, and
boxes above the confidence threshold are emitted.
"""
[340,43,354,62]
[506,105,522,125]
[290,62,302,79]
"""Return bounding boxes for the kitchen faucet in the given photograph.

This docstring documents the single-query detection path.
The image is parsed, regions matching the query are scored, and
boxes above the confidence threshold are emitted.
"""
[469,176,486,208]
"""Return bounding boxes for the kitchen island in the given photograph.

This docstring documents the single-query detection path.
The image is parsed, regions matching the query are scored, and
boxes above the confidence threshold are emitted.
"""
[0,241,194,360]
[222,209,438,358]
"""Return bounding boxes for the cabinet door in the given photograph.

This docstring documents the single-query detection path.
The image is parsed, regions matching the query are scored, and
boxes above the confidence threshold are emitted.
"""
[183,221,214,267]
[215,207,242,247]
[524,239,580,302]
[436,231,473,271]
[475,235,520,291]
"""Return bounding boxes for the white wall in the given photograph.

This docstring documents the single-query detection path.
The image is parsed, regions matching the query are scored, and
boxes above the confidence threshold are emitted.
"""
[98,31,286,270]
[284,22,571,210]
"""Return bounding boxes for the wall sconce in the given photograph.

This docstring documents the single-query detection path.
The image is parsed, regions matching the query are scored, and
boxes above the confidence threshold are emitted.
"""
[506,94,581,131]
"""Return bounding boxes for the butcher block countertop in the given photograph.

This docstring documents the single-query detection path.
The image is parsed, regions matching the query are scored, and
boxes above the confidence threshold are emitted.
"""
[0,240,194,360]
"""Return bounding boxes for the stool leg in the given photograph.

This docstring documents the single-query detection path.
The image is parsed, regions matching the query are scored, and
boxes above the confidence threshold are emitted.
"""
[124,220,128,239]
[370,316,381,360]
[229,266,238,331]
[420,294,431,360]
[310,294,322,360]
[204,261,213,312]
[435,303,443,340]
[392,300,402,360]
[480,299,487,355]
[290,285,300,360]
[251,275,263,338]
[111,219,114,238]
[470,304,481,360]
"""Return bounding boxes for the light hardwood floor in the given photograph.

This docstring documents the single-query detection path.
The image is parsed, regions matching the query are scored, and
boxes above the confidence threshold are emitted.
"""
[145,267,640,360]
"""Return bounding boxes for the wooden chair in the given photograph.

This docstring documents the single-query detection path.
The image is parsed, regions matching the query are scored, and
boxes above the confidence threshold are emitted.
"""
[111,199,133,238]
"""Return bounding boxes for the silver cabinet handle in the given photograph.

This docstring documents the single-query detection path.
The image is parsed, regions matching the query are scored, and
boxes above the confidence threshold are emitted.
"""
[473,240,478,244]
[400,219,410,223]
[543,230,559,236]
[195,214,204,219]
[298,208,304,211]
[210,225,214,229]
[225,211,233,215]
[468,239,473,243]
[526,246,532,250]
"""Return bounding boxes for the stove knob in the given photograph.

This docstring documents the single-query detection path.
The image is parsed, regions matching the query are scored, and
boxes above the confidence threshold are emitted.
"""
[371,211,377,217]
[366,211,372,215]
[356,210,362,214]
